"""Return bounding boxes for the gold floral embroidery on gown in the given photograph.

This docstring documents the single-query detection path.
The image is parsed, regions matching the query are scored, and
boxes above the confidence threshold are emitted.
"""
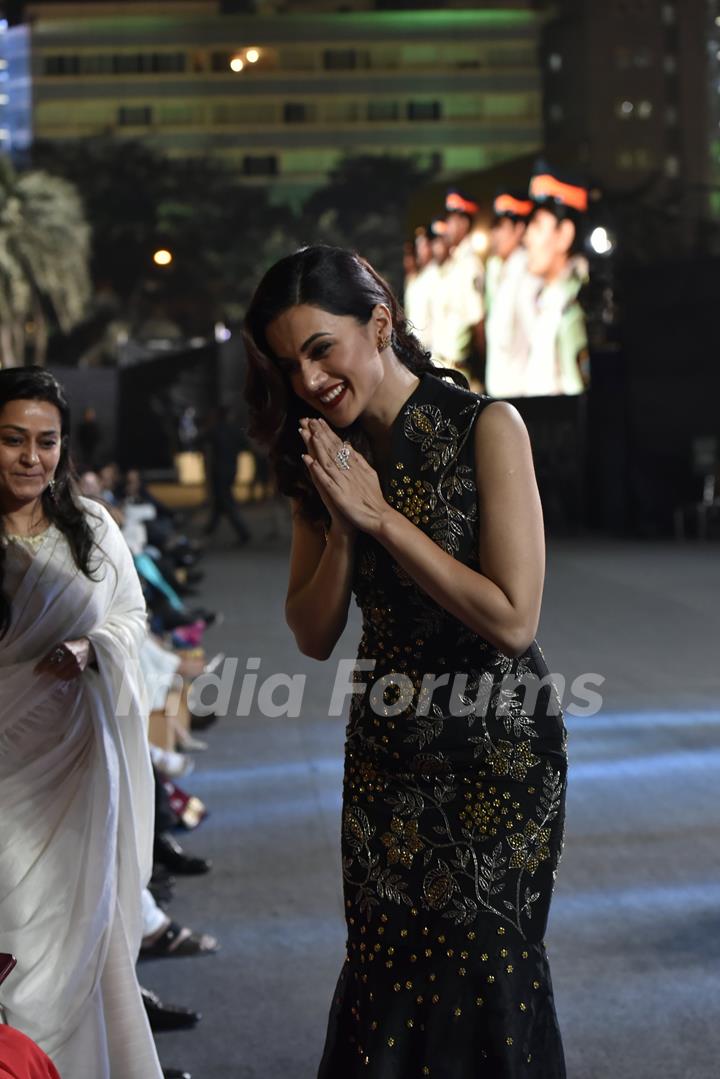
[318,373,568,1079]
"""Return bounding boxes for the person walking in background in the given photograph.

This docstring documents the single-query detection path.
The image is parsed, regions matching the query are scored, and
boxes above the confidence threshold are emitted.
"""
[0,368,162,1078]
[76,405,101,471]
[202,405,251,546]
[244,245,567,1077]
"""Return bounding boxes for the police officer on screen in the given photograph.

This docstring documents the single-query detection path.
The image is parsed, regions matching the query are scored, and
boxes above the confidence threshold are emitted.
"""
[484,189,536,400]
[524,165,590,398]
[519,163,592,533]
[404,224,440,354]
[433,189,485,384]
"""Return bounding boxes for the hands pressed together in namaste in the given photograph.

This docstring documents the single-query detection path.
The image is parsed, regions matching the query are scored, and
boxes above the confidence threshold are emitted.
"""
[299,417,391,538]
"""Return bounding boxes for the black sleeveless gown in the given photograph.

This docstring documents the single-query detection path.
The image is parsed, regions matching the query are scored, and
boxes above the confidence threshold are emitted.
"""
[318,373,568,1078]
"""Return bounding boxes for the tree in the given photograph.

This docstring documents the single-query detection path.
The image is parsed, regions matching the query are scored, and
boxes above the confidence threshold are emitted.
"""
[32,137,174,301]
[28,139,435,347]
[301,153,438,291]
[31,136,301,331]
[0,156,90,367]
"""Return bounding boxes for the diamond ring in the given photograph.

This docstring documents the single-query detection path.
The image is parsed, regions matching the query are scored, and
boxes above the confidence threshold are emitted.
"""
[335,443,352,471]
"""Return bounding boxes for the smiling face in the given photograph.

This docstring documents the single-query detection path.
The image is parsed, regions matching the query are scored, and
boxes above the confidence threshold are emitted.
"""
[265,303,390,426]
[0,398,62,513]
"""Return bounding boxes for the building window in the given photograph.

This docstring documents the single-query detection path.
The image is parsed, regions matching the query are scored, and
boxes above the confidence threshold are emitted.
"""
[44,55,79,75]
[617,99,634,118]
[407,101,441,121]
[158,104,196,126]
[213,102,276,124]
[283,103,311,123]
[117,106,152,126]
[664,154,680,177]
[152,53,186,74]
[44,52,186,76]
[367,101,399,122]
[616,148,654,170]
[79,54,113,75]
[242,155,278,176]
[323,49,369,70]
[549,103,564,123]
[666,105,678,125]
[661,3,676,24]
[323,101,362,123]
[548,53,562,72]
[663,55,677,73]
[637,100,653,118]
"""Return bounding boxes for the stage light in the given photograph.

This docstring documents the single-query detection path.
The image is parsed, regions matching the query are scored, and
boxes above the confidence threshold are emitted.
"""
[152,248,173,267]
[589,227,613,256]
[471,229,489,255]
[230,57,245,72]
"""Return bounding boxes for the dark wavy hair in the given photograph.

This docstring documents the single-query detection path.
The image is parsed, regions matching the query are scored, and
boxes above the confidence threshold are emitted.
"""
[0,367,100,636]
[243,244,467,524]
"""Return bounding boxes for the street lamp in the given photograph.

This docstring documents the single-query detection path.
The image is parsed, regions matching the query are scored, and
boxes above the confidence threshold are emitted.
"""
[230,57,245,72]
[153,248,173,267]
[246,48,261,64]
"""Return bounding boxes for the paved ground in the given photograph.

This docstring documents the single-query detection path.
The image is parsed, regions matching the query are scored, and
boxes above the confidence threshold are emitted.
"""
[143,504,720,1079]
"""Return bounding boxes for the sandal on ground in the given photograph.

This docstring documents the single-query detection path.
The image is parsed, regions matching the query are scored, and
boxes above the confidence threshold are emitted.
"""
[140,920,219,959]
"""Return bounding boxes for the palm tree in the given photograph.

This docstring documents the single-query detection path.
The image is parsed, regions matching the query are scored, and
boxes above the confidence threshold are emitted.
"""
[0,156,90,367]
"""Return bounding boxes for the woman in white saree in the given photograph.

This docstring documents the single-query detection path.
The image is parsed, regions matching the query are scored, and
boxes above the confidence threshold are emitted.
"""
[0,368,162,1078]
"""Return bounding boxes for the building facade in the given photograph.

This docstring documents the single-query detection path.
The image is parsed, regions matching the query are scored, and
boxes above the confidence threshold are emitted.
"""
[539,0,714,234]
[1,0,545,203]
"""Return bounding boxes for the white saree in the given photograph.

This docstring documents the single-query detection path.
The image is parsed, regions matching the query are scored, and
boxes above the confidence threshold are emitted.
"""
[0,498,162,1078]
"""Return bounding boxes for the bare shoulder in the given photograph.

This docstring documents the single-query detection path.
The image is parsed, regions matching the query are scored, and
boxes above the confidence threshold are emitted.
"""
[473,400,532,465]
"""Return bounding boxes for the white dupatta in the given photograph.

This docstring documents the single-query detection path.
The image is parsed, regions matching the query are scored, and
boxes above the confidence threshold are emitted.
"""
[0,498,161,1078]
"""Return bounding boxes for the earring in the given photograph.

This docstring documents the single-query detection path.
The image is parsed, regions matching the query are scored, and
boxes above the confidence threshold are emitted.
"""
[47,478,56,498]
[377,332,392,352]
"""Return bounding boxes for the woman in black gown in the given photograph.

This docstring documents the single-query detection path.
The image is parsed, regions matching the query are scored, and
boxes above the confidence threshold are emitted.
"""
[244,246,567,1078]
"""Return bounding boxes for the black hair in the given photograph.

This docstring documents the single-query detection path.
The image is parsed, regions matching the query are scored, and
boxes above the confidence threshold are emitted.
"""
[529,161,588,255]
[243,244,467,524]
[0,367,100,636]
[530,201,587,257]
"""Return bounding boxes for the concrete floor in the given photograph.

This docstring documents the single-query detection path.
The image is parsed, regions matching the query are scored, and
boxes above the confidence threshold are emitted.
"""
[143,506,720,1079]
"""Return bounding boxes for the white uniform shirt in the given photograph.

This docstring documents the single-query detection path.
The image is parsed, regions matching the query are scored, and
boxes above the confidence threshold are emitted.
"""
[485,247,541,399]
[404,261,440,352]
[524,258,588,397]
[432,234,485,370]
